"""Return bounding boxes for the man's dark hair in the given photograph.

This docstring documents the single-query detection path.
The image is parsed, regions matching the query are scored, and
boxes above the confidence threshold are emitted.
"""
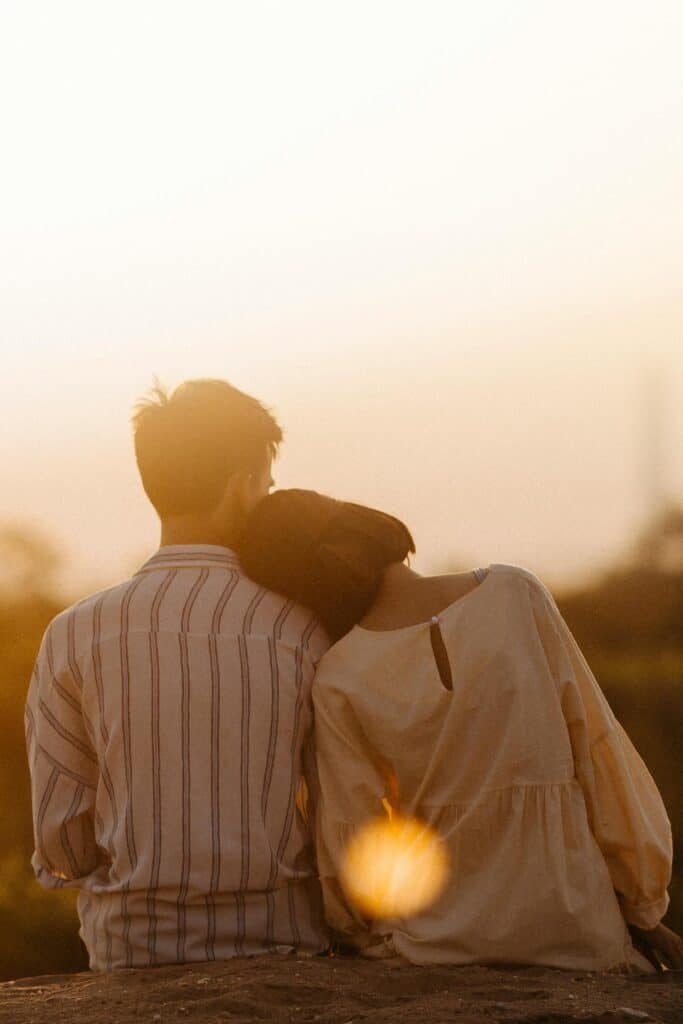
[133,379,282,517]
[239,489,416,641]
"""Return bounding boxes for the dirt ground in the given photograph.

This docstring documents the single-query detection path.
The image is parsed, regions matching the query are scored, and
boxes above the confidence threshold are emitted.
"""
[0,955,681,1024]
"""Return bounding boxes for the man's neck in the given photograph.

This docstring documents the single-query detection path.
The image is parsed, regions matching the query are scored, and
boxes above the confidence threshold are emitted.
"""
[160,518,238,550]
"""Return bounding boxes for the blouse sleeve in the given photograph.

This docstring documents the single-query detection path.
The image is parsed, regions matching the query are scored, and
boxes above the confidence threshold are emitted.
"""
[312,677,391,949]
[528,575,673,929]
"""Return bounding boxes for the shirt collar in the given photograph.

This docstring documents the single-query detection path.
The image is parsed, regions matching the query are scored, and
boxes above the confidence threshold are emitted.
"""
[135,544,242,575]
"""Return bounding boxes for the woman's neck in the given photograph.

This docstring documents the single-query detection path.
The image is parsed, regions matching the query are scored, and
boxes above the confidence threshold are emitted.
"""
[378,560,421,594]
[359,562,480,631]
[367,561,422,616]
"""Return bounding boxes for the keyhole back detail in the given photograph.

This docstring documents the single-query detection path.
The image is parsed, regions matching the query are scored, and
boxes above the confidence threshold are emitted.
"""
[429,616,453,692]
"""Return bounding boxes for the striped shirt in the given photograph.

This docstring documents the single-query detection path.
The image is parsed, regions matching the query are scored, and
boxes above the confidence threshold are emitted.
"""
[25,545,332,970]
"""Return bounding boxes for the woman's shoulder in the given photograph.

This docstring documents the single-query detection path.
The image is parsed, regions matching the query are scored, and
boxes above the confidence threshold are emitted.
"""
[430,564,558,624]
[485,564,560,618]
[486,562,550,589]
[438,563,550,596]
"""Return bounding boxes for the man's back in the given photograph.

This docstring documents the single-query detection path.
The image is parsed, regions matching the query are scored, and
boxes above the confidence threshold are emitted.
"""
[26,544,331,969]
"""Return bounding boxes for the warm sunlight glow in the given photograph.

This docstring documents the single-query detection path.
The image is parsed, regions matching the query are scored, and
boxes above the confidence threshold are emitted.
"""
[1,2,682,593]
[340,815,448,920]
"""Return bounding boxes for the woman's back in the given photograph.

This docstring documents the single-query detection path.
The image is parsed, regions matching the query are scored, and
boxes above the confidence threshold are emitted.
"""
[317,564,574,807]
[312,563,669,971]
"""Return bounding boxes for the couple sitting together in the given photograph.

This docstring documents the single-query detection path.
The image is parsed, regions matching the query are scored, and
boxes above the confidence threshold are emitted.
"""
[26,378,681,973]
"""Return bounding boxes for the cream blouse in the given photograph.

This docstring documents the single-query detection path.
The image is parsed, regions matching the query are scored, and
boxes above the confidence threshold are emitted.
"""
[311,563,672,972]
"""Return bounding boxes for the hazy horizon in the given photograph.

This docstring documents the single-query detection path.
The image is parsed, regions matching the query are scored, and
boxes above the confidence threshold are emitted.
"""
[2,2,682,598]
[4,296,681,599]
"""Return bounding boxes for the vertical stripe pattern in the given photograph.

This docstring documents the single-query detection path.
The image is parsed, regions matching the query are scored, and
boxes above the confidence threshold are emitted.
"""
[25,545,331,970]
[147,568,177,963]
[119,576,144,967]
[205,571,239,960]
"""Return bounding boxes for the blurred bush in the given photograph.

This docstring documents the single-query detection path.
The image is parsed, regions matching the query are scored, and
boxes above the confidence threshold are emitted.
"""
[0,519,681,979]
[0,527,89,980]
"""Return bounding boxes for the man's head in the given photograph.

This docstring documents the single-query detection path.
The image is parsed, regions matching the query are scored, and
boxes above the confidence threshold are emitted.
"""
[133,379,282,547]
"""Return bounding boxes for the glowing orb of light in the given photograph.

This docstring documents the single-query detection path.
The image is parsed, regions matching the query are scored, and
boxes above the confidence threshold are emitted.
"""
[340,815,448,919]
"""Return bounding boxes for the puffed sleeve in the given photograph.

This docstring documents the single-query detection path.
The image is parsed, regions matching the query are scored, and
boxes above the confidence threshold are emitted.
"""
[528,575,673,929]
[312,675,392,949]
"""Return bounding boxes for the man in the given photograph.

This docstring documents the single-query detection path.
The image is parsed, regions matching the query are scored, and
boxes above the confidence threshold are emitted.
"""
[25,379,331,969]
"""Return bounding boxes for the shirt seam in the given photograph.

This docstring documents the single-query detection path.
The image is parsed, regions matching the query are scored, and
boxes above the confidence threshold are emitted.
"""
[417,777,579,806]
[329,778,580,824]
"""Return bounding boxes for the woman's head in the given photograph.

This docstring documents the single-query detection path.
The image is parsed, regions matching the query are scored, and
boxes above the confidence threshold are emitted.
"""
[238,490,415,641]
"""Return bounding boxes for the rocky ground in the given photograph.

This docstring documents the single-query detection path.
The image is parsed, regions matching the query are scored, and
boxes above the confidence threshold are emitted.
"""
[0,955,681,1024]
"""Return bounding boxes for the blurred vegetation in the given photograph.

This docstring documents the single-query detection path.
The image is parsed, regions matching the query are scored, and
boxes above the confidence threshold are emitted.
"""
[0,527,88,981]
[0,509,681,980]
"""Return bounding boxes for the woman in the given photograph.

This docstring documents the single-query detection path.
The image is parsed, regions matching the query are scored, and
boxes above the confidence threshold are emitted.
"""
[239,489,681,972]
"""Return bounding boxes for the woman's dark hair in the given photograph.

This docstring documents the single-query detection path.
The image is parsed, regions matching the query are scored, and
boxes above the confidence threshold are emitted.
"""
[238,489,416,641]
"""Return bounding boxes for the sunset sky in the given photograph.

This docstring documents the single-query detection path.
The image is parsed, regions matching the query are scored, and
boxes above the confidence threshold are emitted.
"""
[2,1,682,596]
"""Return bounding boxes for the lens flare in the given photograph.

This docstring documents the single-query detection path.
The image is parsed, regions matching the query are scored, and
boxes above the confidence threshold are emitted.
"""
[340,815,448,919]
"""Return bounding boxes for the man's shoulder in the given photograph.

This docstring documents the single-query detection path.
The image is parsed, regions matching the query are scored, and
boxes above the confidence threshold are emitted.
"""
[42,570,332,662]
[260,593,331,656]
[42,575,143,641]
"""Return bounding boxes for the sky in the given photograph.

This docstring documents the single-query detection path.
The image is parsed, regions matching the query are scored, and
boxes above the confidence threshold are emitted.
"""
[1,1,682,597]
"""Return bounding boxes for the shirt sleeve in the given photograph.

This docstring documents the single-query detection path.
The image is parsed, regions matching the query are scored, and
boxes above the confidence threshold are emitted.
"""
[528,575,673,929]
[24,615,101,889]
[296,618,333,829]
[312,677,392,950]
[306,618,333,668]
